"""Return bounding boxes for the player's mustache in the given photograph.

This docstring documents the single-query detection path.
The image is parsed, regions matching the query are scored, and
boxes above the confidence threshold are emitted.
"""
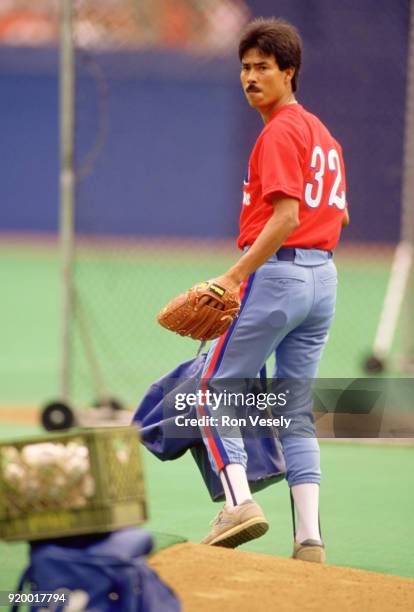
[246,84,261,92]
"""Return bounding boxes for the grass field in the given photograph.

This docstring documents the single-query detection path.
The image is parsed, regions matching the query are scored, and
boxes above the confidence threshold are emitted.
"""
[0,423,413,593]
[1,238,412,594]
[0,239,402,408]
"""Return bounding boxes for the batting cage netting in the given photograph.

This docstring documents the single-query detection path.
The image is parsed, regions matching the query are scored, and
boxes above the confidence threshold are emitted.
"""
[3,1,412,409]
[65,0,252,408]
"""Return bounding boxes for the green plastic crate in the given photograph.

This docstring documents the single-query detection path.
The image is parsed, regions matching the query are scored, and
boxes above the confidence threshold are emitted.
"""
[0,426,147,541]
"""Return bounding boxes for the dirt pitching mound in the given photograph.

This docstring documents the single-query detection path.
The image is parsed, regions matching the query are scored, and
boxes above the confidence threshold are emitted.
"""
[149,543,414,612]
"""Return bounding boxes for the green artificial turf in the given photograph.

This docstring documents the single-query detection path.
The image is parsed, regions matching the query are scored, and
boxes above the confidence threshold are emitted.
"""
[0,242,400,407]
[142,441,414,578]
[1,241,412,590]
[0,423,413,592]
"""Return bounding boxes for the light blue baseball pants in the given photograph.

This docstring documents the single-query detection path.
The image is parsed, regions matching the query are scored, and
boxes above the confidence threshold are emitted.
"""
[198,248,338,487]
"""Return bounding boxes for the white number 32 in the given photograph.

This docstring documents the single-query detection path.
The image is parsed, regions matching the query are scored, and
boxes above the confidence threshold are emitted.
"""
[304,145,346,210]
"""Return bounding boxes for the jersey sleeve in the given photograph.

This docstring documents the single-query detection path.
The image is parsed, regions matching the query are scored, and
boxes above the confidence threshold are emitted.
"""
[258,123,304,204]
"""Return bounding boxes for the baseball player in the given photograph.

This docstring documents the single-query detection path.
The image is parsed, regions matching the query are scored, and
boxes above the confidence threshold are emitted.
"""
[197,17,349,563]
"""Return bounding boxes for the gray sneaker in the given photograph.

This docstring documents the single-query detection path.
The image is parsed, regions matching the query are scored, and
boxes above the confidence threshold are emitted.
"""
[292,539,326,563]
[201,499,269,548]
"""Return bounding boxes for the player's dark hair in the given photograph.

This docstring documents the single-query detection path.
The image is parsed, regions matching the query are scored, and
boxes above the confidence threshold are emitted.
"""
[238,17,302,92]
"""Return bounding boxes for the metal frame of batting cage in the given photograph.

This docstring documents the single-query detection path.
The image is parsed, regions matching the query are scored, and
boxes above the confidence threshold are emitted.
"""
[59,0,75,406]
[41,0,124,432]
[364,0,414,375]
[38,0,78,431]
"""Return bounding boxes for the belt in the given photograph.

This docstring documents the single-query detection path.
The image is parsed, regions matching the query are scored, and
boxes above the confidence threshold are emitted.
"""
[276,247,333,261]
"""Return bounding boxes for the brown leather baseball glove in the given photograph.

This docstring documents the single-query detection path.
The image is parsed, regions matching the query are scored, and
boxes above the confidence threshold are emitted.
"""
[157,280,241,341]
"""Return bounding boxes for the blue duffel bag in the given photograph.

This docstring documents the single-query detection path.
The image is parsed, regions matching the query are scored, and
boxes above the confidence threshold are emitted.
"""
[12,529,180,612]
[132,353,286,501]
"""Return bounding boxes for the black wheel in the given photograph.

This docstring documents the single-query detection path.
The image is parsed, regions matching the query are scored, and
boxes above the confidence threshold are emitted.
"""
[93,397,125,412]
[41,401,76,431]
[363,354,385,374]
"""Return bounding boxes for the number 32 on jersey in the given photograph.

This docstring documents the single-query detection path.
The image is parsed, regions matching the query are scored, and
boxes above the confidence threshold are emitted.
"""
[304,145,346,210]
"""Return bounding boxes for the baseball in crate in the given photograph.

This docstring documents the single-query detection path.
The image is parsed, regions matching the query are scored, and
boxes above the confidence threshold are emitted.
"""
[157,16,349,563]
[0,428,180,611]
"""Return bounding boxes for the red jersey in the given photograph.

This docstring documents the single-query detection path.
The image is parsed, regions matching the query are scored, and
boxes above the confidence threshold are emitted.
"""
[238,103,347,251]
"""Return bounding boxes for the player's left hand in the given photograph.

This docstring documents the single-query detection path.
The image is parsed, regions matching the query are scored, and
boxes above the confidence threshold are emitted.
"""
[196,274,242,310]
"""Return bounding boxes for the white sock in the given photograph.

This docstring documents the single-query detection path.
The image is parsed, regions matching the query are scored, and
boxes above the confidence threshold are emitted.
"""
[220,464,252,508]
[291,483,321,543]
